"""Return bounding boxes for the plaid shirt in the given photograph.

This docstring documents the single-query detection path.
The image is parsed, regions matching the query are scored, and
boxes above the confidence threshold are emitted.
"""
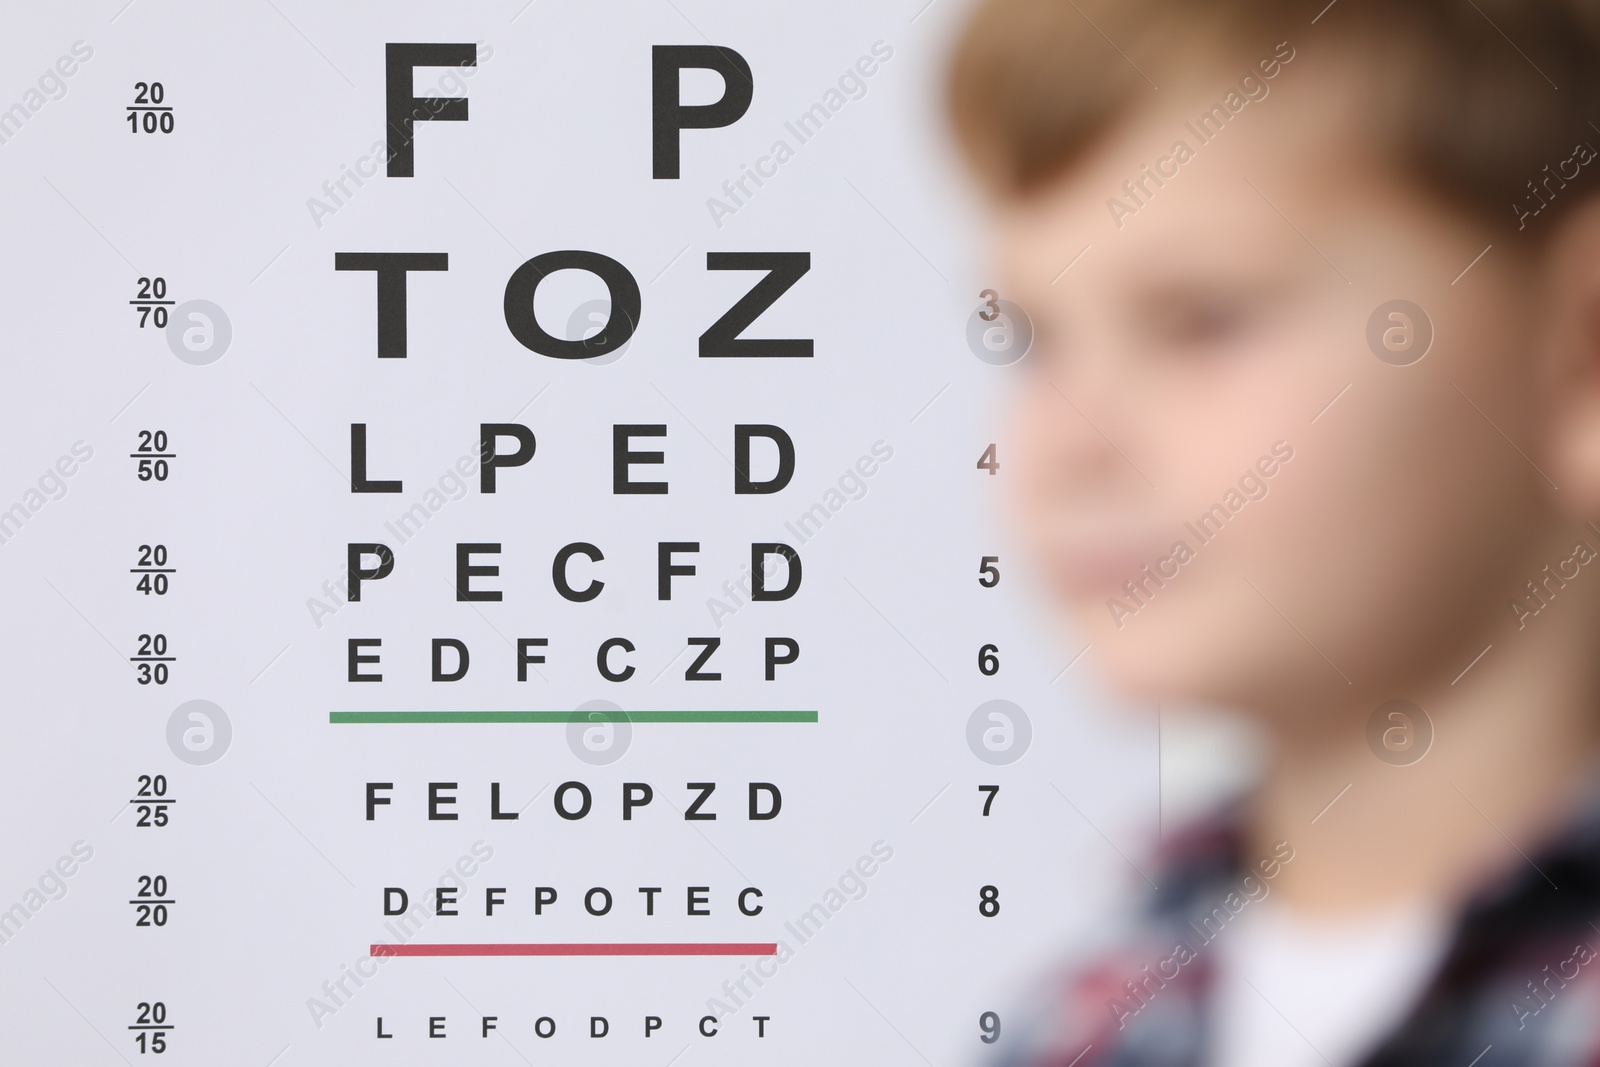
[996,793,1600,1067]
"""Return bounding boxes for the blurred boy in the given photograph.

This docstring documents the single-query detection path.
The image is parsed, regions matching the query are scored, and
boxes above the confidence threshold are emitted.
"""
[946,1,1600,1063]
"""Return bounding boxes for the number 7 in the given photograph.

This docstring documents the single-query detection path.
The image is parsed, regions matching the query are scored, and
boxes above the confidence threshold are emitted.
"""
[978,784,999,816]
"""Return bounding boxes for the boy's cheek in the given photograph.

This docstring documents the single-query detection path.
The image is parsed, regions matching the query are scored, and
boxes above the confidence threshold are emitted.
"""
[1087,568,1296,703]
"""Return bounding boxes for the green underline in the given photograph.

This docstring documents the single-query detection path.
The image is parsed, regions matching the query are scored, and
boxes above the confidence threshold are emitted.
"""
[329,710,818,724]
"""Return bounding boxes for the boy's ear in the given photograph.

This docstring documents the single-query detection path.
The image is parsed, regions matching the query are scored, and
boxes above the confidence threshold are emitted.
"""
[1543,197,1600,517]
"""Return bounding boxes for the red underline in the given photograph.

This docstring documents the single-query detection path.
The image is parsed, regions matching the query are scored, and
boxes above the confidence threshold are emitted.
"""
[371,942,778,957]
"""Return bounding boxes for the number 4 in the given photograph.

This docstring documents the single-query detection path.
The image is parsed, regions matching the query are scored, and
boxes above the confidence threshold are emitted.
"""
[977,443,998,475]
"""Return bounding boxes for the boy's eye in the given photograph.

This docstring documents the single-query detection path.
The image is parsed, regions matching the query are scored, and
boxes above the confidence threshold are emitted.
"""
[1147,298,1256,348]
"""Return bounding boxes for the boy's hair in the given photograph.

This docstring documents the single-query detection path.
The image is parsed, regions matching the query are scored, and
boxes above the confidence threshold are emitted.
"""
[946,0,1600,236]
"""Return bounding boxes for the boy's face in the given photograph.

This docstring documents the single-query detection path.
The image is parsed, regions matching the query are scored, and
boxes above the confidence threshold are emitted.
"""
[995,65,1569,714]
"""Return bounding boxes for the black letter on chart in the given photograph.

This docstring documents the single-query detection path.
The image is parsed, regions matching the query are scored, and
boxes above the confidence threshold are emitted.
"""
[503,251,641,359]
[700,252,812,358]
[652,45,754,179]
[386,42,475,177]
[335,252,448,359]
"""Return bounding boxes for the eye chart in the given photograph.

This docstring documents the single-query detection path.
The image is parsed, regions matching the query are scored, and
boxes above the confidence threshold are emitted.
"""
[0,2,1154,1063]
